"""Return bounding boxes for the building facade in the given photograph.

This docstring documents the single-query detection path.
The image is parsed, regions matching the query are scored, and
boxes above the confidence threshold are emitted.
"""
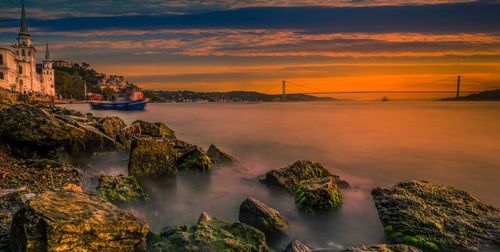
[0,2,55,97]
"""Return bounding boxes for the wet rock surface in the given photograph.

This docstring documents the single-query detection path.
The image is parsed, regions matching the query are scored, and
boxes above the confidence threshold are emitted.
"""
[260,160,349,193]
[207,144,237,166]
[128,138,178,177]
[152,212,270,252]
[176,146,213,173]
[96,116,126,139]
[285,239,312,252]
[340,244,422,252]
[96,175,148,203]
[239,197,288,239]
[372,181,500,251]
[10,190,149,252]
[295,177,342,214]
[0,189,32,251]
[133,120,176,139]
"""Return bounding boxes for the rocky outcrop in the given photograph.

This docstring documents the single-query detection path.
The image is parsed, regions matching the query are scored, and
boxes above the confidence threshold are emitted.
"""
[128,138,178,177]
[260,160,349,192]
[132,120,176,139]
[295,177,342,214]
[0,89,16,111]
[207,144,237,166]
[152,212,269,251]
[0,189,32,251]
[118,123,142,146]
[285,239,313,252]
[372,181,500,251]
[96,175,148,203]
[96,116,126,139]
[340,244,422,252]
[10,190,149,252]
[0,104,122,157]
[239,197,288,239]
[176,146,213,173]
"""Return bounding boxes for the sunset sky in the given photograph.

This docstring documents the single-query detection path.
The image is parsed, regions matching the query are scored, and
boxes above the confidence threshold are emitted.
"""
[1,0,499,97]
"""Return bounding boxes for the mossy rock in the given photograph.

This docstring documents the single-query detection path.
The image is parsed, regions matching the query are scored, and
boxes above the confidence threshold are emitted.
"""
[96,116,126,139]
[260,160,349,193]
[372,181,500,251]
[96,175,148,203]
[152,212,270,252]
[285,239,313,252]
[239,197,288,240]
[340,244,422,252]
[295,177,342,214]
[207,144,237,166]
[128,138,178,177]
[176,147,213,173]
[132,120,176,139]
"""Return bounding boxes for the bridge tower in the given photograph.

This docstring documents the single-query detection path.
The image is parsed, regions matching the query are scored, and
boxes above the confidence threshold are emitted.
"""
[282,80,286,102]
[456,75,461,98]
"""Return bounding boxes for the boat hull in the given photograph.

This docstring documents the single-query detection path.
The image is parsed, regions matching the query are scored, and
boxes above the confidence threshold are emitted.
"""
[90,100,147,111]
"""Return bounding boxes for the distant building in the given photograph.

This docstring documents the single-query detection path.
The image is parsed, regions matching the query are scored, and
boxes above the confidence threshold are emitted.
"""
[53,60,74,68]
[0,1,55,96]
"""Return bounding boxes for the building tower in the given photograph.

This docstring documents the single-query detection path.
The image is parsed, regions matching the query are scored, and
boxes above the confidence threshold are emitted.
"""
[13,0,38,94]
[42,43,55,96]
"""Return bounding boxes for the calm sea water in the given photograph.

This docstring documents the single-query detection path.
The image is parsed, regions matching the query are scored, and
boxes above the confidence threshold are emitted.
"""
[64,102,500,250]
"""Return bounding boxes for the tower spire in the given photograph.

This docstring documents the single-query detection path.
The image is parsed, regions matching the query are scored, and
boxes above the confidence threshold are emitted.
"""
[19,0,30,36]
[45,43,51,61]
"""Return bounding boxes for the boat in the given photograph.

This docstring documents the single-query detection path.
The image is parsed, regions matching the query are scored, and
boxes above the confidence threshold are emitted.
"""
[90,88,148,111]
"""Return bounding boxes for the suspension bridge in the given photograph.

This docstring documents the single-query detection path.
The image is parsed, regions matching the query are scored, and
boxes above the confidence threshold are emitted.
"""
[259,76,500,101]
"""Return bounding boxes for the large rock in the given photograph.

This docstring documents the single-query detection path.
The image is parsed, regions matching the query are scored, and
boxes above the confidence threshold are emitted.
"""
[96,175,148,203]
[372,181,500,251]
[152,212,269,252]
[295,177,342,214]
[285,239,312,252]
[128,138,178,177]
[118,122,142,146]
[0,189,32,251]
[176,146,213,173]
[133,120,176,139]
[10,190,149,251]
[239,197,288,239]
[260,160,349,193]
[207,144,237,166]
[96,116,126,139]
[0,104,121,156]
[340,244,422,252]
[0,89,16,110]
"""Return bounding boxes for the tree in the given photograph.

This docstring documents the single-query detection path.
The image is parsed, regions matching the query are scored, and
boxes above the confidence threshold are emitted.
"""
[102,87,115,101]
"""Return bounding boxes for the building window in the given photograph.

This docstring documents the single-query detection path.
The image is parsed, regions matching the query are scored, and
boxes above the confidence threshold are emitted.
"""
[28,51,31,56]
[0,55,3,65]
[22,49,25,56]
[0,72,4,80]
[18,66,22,74]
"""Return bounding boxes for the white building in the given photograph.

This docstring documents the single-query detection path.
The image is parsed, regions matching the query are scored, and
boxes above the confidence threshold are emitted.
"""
[0,1,55,97]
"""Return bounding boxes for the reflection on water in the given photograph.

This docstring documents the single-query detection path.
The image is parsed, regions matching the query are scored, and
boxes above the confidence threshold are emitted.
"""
[64,102,500,250]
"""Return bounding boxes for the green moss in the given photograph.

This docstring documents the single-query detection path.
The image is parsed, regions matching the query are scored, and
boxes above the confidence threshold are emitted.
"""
[294,177,342,214]
[384,225,438,251]
[96,175,148,203]
[176,147,213,173]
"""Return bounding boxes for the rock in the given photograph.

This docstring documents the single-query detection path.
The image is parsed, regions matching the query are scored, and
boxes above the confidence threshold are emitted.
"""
[176,146,213,173]
[0,210,11,251]
[118,122,142,146]
[0,89,16,110]
[128,138,178,177]
[295,177,342,214]
[132,120,176,139]
[285,239,313,252]
[96,116,126,139]
[96,175,148,203]
[239,197,288,239]
[170,139,195,156]
[10,190,149,252]
[340,244,422,252]
[152,212,269,252]
[260,160,349,193]
[0,189,30,251]
[371,181,500,251]
[207,144,237,166]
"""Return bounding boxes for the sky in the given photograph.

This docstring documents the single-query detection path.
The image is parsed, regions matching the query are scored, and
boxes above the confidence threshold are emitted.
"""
[1,0,499,98]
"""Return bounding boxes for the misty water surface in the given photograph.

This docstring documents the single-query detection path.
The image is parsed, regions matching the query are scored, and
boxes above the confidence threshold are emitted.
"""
[64,102,500,250]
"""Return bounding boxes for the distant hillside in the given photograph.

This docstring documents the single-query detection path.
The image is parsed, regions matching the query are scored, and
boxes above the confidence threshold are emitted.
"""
[442,89,500,101]
[144,90,333,102]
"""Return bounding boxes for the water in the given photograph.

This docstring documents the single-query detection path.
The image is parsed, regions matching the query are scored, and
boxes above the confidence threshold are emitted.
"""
[64,102,500,250]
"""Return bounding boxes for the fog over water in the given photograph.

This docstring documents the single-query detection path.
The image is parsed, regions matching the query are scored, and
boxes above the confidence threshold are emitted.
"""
[64,102,500,250]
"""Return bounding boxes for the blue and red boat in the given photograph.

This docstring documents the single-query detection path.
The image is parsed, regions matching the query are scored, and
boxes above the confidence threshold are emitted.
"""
[90,88,148,111]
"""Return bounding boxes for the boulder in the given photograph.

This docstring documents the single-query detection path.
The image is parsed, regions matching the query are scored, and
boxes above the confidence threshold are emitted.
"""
[285,239,312,252]
[128,138,178,177]
[372,181,500,251]
[0,189,31,251]
[176,146,213,173]
[96,116,126,139]
[10,190,149,251]
[132,120,176,139]
[96,175,148,203]
[239,197,288,239]
[152,212,269,251]
[207,144,237,166]
[0,89,16,110]
[118,123,142,147]
[295,177,342,214]
[260,160,349,193]
[340,244,422,252]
